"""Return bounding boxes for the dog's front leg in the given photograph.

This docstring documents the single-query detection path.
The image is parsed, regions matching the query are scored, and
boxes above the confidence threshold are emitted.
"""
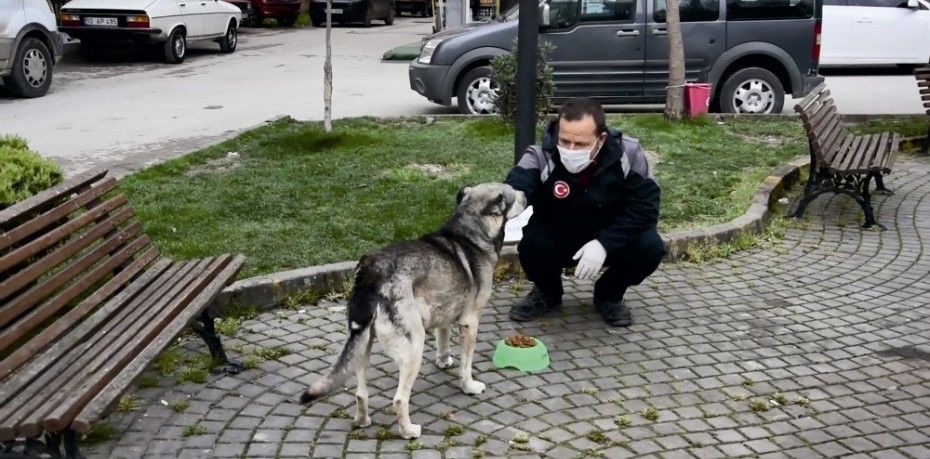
[458,314,485,395]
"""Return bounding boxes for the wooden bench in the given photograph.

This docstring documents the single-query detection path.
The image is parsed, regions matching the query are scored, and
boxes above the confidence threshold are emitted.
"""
[792,83,898,229]
[915,66,930,154]
[0,170,245,458]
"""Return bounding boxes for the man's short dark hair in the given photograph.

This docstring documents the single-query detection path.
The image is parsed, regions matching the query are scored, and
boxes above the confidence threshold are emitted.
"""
[558,98,608,136]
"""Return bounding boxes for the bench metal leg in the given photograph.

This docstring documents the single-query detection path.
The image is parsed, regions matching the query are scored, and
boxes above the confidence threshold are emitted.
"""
[63,430,82,459]
[859,174,885,230]
[791,162,822,220]
[192,310,242,375]
[874,174,894,196]
[0,430,82,459]
[922,124,930,155]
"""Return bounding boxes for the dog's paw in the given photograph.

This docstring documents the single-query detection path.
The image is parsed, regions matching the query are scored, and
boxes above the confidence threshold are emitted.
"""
[461,379,486,395]
[436,355,455,369]
[354,415,371,428]
[400,423,421,439]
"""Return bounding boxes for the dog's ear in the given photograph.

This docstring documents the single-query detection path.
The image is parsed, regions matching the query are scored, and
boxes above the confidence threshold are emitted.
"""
[456,186,471,205]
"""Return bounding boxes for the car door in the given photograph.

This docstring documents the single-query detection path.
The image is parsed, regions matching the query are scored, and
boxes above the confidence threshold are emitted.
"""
[848,0,928,63]
[541,0,646,103]
[204,0,230,35]
[820,0,852,65]
[644,0,724,98]
[177,0,205,37]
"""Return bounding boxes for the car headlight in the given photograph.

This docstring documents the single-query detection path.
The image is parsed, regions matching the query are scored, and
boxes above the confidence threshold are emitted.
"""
[418,38,444,64]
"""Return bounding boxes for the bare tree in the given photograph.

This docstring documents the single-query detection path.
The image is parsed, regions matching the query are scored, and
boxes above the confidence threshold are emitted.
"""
[664,0,686,121]
[323,0,334,132]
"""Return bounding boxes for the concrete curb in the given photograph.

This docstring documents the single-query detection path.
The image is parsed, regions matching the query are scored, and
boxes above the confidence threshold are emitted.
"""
[213,156,809,312]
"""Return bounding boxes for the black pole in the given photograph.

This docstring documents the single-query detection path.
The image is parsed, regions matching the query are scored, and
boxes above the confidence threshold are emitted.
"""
[514,0,539,164]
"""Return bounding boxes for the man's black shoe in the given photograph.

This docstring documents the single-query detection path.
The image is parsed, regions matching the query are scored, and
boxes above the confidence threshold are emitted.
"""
[595,299,632,327]
[509,287,562,322]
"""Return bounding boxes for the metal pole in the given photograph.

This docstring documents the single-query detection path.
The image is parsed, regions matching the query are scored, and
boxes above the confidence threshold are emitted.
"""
[514,0,539,164]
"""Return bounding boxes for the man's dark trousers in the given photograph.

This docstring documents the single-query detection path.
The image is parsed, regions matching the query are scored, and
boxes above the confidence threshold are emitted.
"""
[518,222,665,303]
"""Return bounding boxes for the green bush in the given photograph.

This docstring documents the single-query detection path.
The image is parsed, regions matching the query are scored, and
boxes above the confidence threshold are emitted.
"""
[0,135,62,209]
[490,40,555,126]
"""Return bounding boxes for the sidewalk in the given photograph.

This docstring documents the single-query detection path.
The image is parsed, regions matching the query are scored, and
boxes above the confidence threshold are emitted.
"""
[82,158,930,458]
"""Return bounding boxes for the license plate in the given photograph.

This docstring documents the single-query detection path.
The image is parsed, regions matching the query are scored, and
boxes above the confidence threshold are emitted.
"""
[84,17,118,26]
[325,8,343,13]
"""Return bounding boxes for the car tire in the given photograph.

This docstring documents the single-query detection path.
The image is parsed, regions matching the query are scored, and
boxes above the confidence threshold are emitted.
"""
[3,37,53,98]
[362,3,373,27]
[718,67,785,115]
[219,22,237,53]
[384,6,395,25]
[277,14,297,26]
[456,66,499,115]
[164,28,187,64]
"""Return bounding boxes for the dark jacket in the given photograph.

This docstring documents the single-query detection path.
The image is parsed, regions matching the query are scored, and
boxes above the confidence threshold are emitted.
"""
[504,121,661,253]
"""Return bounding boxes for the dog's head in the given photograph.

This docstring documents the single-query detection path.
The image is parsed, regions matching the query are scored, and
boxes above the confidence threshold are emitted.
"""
[456,183,527,220]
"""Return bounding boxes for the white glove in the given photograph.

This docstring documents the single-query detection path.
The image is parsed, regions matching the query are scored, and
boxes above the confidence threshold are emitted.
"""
[572,239,607,280]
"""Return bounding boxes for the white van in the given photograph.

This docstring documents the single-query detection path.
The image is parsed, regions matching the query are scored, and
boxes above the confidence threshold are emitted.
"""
[821,0,929,66]
[0,0,63,97]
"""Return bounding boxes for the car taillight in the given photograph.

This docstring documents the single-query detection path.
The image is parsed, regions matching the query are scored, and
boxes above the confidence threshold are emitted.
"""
[812,21,822,61]
[60,13,81,26]
[126,15,150,28]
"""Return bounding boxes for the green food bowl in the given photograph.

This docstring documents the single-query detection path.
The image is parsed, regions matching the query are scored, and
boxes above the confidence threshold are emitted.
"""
[492,337,550,373]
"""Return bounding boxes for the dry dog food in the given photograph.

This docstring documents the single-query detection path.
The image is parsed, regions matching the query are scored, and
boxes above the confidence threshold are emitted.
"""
[505,335,536,348]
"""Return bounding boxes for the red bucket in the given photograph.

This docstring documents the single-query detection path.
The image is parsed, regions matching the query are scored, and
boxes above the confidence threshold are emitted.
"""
[684,83,712,117]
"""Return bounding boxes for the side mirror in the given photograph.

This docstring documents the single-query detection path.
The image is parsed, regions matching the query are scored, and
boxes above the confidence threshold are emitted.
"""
[908,0,919,8]
[540,3,550,27]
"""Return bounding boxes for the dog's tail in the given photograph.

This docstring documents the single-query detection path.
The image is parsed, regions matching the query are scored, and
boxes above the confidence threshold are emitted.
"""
[300,257,381,404]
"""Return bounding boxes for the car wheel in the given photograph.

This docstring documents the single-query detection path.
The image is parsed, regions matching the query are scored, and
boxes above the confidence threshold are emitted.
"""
[362,3,373,27]
[277,14,297,26]
[384,6,395,25]
[718,67,785,114]
[164,28,187,64]
[219,22,237,53]
[4,37,53,98]
[456,66,499,115]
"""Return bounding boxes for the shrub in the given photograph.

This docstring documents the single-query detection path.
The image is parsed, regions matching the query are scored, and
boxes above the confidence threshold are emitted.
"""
[490,41,555,125]
[0,135,62,209]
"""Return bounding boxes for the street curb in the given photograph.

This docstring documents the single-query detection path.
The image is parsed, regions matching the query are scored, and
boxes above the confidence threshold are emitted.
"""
[213,157,808,312]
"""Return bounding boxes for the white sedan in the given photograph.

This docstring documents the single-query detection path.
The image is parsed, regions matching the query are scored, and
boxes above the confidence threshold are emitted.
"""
[821,0,930,66]
[59,0,241,63]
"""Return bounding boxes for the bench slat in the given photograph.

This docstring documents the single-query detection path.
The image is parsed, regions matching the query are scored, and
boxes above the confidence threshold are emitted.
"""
[883,134,899,172]
[831,136,862,173]
[0,171,107,229]
[8,258,216,439]
[840,135,873,173]
[867,132,890,172]
[0,209,136,327]
[807,99,838,132]
[795,83,828,113]
[0,260,183,440]
[39,257,234,435]
[0,247,159,381]
[0,229,148,354]
[0,194,129,278]
[816,119,847,160]
[0,178,118,252]
[825,134,855,167]
[70,254,246,433]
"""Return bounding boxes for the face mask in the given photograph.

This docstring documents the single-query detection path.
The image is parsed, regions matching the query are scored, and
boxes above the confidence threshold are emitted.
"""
[558,139,601,174]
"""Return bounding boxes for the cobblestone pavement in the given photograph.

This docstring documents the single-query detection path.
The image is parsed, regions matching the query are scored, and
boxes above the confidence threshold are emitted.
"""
[84,159,930,459]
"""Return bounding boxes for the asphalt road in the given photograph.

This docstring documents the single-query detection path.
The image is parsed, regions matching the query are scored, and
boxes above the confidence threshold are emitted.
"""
[0,18,924,176]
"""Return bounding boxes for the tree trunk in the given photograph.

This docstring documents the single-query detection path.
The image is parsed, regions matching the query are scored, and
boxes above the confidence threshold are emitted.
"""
[664,0,686,122]
[323,0,333,132]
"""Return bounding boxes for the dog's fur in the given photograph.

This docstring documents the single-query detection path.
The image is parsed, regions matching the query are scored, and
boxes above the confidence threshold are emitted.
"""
[299,183,527,439]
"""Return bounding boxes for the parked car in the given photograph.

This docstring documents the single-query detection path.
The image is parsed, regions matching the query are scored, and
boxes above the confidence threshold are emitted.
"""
[233,0,300,26]
[821,0,929,66]
[310,0,395,26]
[395,0,433,16]
[410,0,825,114]
[1,0,64,98]
[58,0,242,64]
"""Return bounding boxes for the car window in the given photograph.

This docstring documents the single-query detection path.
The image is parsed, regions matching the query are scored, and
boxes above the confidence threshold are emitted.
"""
[726,0,814,20]
[849,0,912,6]
[823,0,847,4]
[654,0,720,22]
[580,0,637,21]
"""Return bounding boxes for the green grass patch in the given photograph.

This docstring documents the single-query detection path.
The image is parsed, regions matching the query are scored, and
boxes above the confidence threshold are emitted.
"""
[254,346,291,360]
[79,423,117,445]
[116,395,144,412]
[136,374,160,388]
[182,424,207,437]
[177,367,207,384]
[155,348,184,376]
[120,115,920,276]
[171,399,190,413]
[215,317,242,337]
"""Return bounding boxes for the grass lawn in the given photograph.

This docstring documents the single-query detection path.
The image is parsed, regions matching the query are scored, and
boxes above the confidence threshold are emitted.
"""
[121,114,924,277]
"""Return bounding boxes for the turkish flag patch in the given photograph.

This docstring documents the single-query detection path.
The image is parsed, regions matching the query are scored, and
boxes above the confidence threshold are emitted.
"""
[553,180,570,199]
